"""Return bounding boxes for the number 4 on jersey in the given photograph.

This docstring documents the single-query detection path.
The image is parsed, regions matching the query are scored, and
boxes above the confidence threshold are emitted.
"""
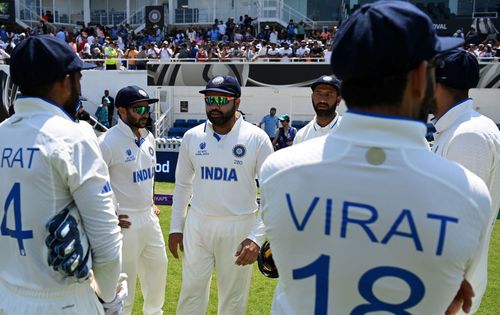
[1,183,33,256]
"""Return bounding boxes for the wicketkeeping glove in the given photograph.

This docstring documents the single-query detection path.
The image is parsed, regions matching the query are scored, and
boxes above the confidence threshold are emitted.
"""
[257,241,279,278]
[45,203,91,281]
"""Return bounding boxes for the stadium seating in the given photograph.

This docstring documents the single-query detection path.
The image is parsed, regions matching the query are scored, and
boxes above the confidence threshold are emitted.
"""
[186,119,199,127]
[173,119,187,128]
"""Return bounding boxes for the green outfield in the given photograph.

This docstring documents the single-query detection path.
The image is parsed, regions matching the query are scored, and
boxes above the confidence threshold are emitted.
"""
[132,181,500,314]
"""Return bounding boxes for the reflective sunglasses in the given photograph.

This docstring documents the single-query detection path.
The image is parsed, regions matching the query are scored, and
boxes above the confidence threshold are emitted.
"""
[204,96,235,106]
[132,106,151,115]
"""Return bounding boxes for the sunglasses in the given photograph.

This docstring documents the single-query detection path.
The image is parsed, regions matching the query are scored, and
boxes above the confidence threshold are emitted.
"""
[204,96,236,106]
[131,106,151,115]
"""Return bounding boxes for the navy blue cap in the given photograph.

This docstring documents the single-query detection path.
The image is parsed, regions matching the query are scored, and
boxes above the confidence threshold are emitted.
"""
[311,75,341,92]
[436,49,479,90]
[199,75,241,98]
[10,35,95,88]
[331,0,464,81]
[278,114,290,122]
[115,85,158,108]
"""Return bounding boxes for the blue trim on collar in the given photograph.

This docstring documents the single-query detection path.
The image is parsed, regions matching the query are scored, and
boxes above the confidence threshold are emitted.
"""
[435,98,472,124]
[347,109,425,125]
[213,132,222,142]
[135,138,145,148]
[18,96,77,122]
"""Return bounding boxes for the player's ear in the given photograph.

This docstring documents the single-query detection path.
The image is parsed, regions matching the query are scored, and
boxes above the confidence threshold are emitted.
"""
[235,97,241,108]
[118,106,127,117]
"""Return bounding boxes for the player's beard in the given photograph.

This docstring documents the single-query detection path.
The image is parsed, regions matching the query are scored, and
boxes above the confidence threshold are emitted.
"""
[207,104,236,126]
[312,100,337,118]
[62,75,81,119]
[417,71,437,123]
[124,110,149,129]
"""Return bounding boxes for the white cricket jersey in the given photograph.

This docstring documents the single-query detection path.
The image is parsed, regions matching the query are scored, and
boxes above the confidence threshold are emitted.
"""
[432,98,500,313]
[260,110,491,315]
[0,97,122,292]
[99,117,156,213]
[171,115,274,245]
[293,113,341,145]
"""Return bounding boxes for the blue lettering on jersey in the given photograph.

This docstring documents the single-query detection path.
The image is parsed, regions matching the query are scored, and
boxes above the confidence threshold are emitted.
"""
[1,147,40,169]
[200,166,238,181]
[132,167,155,183]
[285,194,459,256]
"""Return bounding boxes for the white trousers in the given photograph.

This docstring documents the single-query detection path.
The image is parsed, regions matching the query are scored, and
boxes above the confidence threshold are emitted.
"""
[176,209,255,315]
[0,277,104,315]
[121,210,168,315]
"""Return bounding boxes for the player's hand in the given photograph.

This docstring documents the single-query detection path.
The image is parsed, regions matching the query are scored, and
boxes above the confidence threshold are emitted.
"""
[118,214,131,229]
[102,273,128,315]
[168,233,184,259]
[445,279,474,315]
[234,238,260,266]
[153,204,161,216]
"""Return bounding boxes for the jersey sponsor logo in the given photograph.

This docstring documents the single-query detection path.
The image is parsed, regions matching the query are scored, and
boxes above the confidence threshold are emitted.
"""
[1,147,40,169]
[285,193,459,256]
[196,142,209,156]
[200,166,238,181]
[232,144,246,158]
[132,166,155,183]
[156,161,170,173]
[125,149,136,162]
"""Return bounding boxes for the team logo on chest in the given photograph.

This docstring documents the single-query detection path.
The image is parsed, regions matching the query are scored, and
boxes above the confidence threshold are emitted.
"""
[196,142,209,156]
[232,144,246,158]
[125,148,136,162]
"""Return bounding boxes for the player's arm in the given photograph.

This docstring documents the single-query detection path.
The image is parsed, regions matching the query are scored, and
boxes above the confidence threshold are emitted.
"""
[53,135,122,303]
[169,134,195,259]
[235,136,274,266]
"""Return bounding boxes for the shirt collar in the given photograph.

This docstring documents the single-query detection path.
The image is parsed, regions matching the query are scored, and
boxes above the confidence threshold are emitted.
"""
[14,96,77,122]
[117,116,149,140]
[334,110,428,149]
[432,98,473,134]
[313,112,340,131]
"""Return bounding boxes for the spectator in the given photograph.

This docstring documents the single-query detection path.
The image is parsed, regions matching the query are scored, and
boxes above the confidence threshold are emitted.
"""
[278,42,293,62]
[95,97,110,128]
[124,44,139,69]
[159,40,173,62]
[102,89,115,126]
[259,107,279,139]
[272,114,297,150]
[296,20,305,41]
[286,19,296,41]
[136,45,148,70]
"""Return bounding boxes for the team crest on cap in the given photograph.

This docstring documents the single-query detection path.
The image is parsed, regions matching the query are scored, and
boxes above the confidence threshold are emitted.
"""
[212,76,225,85]
[139,89,148,97]
[323,76,333,81]
[232,144,246,158]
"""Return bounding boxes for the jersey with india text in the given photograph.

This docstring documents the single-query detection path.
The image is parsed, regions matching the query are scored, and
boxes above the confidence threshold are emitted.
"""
[260,111,491,315]
[171,115,274,245]
[99,118,156,212]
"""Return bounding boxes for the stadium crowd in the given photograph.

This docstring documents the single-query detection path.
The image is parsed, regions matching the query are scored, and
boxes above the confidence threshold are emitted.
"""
[0,12,499,67]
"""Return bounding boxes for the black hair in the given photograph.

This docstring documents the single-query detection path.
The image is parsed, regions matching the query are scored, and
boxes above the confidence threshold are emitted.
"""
[341,73,408,109]
[18,72,77,98]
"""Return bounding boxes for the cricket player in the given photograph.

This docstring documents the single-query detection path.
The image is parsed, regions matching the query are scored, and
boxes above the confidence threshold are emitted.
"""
[0,35,122,313]
[431,49,500,313]
[169,75,274,315]
[293,75,342,144]
[99,85,168,315]
[260,2,492,314]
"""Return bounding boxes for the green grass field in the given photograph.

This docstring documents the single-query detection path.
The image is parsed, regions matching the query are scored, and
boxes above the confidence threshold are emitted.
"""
[132,181,500,314]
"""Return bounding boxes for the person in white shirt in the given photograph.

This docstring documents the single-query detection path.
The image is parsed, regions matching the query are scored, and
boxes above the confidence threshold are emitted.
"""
[0,35,122,314]
[431,48,500,314]
[159,40,173,62]
[169,75,274,315]
[99,86,168,315]
[293,75,342,144]
[278,42,293,62]
[260,2,491,314]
